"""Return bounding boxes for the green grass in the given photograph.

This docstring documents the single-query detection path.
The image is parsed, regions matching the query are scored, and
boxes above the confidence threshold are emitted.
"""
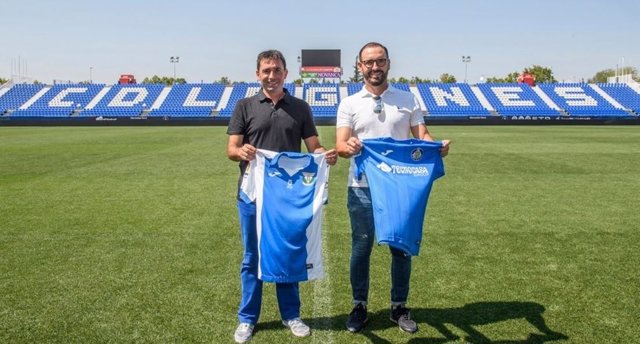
[1,125,639,343]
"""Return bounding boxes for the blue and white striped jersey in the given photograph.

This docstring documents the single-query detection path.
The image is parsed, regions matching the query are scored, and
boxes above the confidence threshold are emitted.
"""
[241,149,329,282]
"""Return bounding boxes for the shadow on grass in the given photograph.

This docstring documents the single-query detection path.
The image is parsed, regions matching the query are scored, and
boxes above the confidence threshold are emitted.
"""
[255,301,568,344]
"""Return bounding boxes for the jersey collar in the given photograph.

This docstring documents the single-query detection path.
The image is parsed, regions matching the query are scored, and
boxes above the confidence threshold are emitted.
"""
[268,152,316,178]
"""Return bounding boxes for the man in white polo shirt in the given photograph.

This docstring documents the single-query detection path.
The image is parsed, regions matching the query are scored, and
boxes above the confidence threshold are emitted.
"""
[335,41,451,334]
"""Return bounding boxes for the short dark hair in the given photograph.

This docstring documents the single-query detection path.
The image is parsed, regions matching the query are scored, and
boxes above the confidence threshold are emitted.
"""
[256,50,287,71]
[358,42,389,62]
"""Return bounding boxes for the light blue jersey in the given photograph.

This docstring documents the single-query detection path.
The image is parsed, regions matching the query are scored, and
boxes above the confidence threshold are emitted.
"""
[354,137,445,256]
[241,149,329,282]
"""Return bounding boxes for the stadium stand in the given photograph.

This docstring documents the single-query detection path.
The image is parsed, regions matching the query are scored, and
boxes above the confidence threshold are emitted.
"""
[391,83,411,92]
[346,82,362,96]
[302,83,340,117]
[476,83,560,117]
[347,82,409,95]
[80,84,164,117]
[536,83,629,117]
[2,82,639,122]
[218,83,252,116]
[284,83,296,97]
[148,83,225,117]
[596,83,640,114]
[10,84,105,118]
[417,83,490,117]
[0,84,46,115]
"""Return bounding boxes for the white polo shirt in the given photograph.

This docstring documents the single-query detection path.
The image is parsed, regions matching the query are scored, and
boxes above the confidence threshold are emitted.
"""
[336,85,425,187]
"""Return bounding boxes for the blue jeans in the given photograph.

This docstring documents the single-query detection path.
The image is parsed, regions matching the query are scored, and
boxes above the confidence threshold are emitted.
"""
[236,200,300,324]
[347,187,412,305]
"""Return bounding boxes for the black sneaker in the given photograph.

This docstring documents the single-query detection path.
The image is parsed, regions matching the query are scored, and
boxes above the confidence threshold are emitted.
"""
[390,305,418,333]
[346,303,368,333]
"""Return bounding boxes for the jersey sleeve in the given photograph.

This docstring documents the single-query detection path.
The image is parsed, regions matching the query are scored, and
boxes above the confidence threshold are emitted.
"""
[239,160,256,203]
[432,142,446,179]
[313,153,330,205]
[239,149,280,203]
[353,149,367,181]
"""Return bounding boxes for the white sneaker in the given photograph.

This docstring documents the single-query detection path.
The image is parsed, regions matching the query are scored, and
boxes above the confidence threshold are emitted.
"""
[282,317,311,337]
[234,323,254,343]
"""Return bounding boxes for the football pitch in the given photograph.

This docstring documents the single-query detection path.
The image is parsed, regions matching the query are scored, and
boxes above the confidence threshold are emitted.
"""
[1,125,638,343]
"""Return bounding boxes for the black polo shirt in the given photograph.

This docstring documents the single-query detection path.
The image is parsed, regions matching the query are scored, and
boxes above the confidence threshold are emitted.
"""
[227,88,319,194]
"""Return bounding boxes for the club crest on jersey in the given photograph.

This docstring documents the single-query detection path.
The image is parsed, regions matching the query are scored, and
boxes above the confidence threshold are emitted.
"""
[411,148,423,161]
[302,172,316,186]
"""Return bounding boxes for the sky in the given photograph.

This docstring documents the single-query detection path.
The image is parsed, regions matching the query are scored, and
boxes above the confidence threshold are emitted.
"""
[2,0,639,85]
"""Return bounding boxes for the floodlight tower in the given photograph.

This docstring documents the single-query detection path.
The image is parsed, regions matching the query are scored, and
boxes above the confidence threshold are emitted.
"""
[462,56,471,83]
[170,56,180,80]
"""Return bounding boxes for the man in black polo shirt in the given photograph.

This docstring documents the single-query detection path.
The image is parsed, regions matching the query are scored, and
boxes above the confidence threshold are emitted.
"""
[226,49,337,343]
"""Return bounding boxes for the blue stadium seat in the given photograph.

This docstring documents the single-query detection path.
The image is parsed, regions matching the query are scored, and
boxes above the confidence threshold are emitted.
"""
[476,83,560,117]
[80,84,164,117]
[302,83,339,117]
[218,83,259,117]
[596,83,640,114]
[148,83,225,117]
[2,81,640,121]
[537,83,629,117]
[10,84,105,118]
[0,84,46,115]
[346,83,410,95]
[417,83,489,117]
[346,83,363,96]
[391,83,411,92]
